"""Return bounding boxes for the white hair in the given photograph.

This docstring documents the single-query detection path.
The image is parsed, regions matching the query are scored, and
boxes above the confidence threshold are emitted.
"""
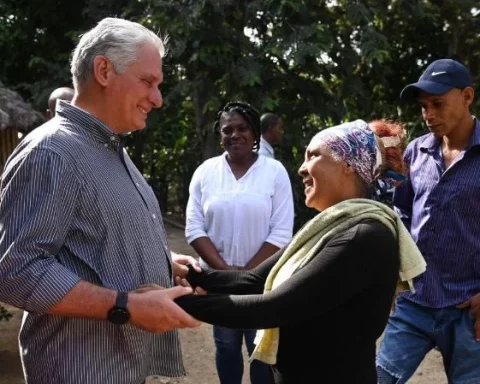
[70,17,167,90]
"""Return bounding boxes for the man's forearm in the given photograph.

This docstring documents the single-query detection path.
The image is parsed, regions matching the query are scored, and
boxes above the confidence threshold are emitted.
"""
[48,280,116,319]
[48,280,201,333]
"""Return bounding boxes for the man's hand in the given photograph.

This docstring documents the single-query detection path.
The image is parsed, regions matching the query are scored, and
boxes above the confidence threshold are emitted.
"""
[172,252,201,272]
[457,292,480,341]
[128,286,201,333]
[132,284,165,294]
[173,262,189,279]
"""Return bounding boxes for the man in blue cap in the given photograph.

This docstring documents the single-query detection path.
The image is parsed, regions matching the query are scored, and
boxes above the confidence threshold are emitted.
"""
[376,59,480,383]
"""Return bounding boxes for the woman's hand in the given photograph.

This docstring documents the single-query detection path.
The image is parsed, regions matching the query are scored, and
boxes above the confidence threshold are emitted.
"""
[226,265,245,271]
[175,276,207,295]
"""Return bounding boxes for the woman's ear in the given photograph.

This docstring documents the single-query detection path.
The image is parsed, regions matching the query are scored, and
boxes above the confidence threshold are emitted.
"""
[343,161,356,175]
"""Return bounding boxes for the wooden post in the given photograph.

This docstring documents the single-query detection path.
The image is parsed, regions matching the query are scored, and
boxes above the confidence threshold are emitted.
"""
[0,128,20,170]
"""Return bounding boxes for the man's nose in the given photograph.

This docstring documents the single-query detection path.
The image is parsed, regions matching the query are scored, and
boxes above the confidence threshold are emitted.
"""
[422,107,435,121]
[150,88,163,109]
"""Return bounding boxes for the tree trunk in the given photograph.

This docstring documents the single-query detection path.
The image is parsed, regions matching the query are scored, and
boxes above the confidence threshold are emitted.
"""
[192,82,218,161]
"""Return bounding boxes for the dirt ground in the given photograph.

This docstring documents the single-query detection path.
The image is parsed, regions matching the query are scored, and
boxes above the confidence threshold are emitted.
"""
[0,222,447,384]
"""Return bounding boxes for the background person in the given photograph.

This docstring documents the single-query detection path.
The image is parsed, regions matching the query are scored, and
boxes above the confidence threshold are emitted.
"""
[185,101,294,384]
[376,59,480,384]
[258,113,284,158]
[45,86,74,119]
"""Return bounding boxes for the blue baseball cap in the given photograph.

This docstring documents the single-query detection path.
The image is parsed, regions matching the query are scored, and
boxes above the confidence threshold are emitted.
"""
[400,59,473,101]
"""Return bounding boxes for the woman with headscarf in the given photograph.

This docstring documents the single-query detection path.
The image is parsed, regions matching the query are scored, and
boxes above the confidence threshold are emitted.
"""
[176,119,427,384]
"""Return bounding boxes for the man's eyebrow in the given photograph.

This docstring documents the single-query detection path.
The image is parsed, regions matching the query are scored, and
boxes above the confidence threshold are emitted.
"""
[141,73,161,82]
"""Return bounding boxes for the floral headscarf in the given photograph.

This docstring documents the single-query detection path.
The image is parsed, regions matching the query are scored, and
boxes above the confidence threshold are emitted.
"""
[311,119,383,185]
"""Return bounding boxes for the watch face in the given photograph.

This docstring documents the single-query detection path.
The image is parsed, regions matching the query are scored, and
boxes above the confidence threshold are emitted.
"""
[108,308,130,325]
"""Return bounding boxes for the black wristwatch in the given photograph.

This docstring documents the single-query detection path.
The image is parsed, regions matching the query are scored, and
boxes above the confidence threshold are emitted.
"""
[107,291,130,325]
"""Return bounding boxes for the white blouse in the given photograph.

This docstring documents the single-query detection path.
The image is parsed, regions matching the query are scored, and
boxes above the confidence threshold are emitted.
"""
[185,152,294,268]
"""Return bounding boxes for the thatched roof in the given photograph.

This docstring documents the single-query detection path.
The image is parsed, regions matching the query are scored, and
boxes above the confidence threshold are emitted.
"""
[0,81,45,133]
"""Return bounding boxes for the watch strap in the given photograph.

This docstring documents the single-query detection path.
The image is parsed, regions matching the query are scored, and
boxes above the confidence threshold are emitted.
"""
[115,291,128,309]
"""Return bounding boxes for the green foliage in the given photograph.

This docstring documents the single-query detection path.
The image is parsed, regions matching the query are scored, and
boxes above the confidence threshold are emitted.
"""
[0,0,479,229]
[0,305,13,322]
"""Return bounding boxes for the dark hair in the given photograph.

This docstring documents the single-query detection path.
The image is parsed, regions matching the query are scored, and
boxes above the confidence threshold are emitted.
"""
[260,113,281,134]
[214,101,261,151]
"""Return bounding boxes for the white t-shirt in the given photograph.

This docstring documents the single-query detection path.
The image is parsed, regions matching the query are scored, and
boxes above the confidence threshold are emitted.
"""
[185,152,294,268]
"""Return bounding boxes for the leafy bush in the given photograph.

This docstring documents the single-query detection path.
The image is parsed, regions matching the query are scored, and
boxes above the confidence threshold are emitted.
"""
[0,304,13,322]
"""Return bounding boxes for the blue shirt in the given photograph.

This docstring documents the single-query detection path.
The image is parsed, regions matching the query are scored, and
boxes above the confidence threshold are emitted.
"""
[0,101,183,384]
[394,117,480,308]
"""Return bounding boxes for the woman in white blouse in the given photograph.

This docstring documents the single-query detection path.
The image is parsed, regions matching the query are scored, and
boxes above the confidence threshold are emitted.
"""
[185,101,294,384]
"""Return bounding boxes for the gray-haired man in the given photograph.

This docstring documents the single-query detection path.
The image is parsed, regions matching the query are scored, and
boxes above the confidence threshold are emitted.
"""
[0,17,199,384]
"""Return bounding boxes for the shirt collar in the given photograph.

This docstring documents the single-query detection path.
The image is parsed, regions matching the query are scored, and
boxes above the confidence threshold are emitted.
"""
[419,116,480,153]
[419,134,441,153]
[261,136,274,155]
[467,116,480,149]
[56,100,124,151]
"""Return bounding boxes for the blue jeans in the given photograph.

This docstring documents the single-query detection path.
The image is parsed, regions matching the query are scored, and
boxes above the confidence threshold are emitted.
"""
[213,325,273,384]
[376,297,480,384]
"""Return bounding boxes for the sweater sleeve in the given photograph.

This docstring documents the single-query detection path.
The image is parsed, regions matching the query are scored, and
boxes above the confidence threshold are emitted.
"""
[176,221,398,329]
[186,247,285,294]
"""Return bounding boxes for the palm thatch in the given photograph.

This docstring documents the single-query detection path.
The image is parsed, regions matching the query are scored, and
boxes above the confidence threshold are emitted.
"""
[0,81,44,133]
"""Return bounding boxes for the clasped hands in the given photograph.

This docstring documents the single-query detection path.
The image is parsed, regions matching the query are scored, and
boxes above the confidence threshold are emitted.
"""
[127,253,204,334]
[172,253,207,295]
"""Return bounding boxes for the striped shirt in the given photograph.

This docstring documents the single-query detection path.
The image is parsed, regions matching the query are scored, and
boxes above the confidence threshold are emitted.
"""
[394,117,480,308]
[0,101,184,384]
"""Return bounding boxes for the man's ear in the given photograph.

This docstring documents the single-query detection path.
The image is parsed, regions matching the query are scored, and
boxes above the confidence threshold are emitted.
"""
[45,109,53,120]
[462,87,475,108]
[92,56,113,87]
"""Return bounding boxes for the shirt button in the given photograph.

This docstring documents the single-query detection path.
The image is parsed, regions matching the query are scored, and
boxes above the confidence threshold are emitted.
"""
[110,136,116,141]
[135,182,140,187]
[103,143,108,148]
[152,213,156,219]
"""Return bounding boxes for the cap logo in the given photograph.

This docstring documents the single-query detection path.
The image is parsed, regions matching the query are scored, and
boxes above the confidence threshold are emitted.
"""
[431,71,447,76]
